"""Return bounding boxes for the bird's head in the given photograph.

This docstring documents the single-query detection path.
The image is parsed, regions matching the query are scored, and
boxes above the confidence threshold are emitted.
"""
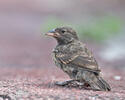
[45,27,79,45]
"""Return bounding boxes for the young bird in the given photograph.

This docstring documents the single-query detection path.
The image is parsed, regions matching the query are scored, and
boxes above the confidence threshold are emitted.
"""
[45,26,111,91]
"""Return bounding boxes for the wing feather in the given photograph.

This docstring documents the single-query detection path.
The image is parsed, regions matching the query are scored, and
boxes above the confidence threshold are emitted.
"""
[54,42,100,73]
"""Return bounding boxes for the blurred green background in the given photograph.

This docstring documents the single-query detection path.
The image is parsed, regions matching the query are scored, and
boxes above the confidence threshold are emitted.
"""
[0,0,125,68]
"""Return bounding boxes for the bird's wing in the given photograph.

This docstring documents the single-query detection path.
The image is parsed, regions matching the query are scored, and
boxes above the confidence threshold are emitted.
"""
[56,45,100,73]
[70,55,100,73]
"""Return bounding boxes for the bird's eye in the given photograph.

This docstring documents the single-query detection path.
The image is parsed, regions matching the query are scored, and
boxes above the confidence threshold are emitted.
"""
[61,30,65,33]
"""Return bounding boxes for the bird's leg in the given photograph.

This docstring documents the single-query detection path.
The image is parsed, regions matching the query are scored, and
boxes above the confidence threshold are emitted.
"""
[55,80,76,86]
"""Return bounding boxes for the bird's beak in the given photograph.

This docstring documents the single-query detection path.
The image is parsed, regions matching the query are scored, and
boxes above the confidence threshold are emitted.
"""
[45,29,60,37]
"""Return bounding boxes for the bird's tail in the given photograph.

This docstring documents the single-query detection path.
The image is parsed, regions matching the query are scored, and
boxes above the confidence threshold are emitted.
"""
[89,75,111,91]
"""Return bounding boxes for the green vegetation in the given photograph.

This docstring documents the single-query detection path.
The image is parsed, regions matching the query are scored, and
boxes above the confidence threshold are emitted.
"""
[77,17,122,41]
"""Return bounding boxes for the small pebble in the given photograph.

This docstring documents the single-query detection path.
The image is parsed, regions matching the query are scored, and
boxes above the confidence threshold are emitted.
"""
[114,76,121,81]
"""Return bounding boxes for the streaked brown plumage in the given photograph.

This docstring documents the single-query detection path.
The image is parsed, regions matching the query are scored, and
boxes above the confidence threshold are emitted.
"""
[45,26,111,91]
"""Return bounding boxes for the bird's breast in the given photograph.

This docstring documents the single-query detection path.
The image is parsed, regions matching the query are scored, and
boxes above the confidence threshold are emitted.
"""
[52,51,61,68]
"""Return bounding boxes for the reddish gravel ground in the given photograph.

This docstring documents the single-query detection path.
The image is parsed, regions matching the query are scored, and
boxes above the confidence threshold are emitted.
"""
[0,67,125,100]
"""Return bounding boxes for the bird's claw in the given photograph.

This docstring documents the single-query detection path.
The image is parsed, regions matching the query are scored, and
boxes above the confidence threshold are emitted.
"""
[55,80,76,86]
[55,81,69,86]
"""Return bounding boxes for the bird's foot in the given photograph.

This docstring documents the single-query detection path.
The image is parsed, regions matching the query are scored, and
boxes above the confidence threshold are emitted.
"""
[55,80,90,89]
[55,80,76,86]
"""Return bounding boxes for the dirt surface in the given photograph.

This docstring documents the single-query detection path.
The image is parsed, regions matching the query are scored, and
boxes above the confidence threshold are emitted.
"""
[0,66,124,100]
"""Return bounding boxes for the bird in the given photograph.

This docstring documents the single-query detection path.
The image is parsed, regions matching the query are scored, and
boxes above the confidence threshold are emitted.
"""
[45,26,111,91]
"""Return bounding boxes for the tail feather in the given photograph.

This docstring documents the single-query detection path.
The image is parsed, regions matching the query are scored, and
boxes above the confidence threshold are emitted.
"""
[89,76,111,91]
